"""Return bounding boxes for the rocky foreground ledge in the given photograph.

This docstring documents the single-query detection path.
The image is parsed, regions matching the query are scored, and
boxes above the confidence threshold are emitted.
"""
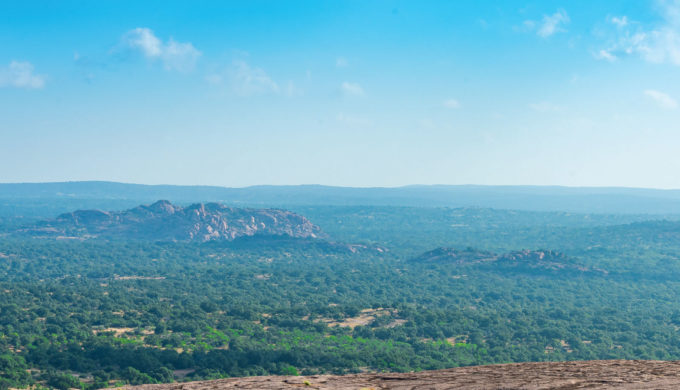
[114,360,680,389]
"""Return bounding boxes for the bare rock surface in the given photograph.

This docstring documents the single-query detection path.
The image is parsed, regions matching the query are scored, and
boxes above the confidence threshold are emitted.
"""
[22,200,324,242]
[114,360,680,389]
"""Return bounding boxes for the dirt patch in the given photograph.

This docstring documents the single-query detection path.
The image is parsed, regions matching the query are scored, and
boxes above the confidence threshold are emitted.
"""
[384,319,407,328]
[560,339,573,353]
[446,336,468,345]
[93,327,135,337]
[315,308,395,329]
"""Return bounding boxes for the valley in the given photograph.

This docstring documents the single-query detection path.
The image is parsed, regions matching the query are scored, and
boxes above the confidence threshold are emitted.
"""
[2,187,680,388]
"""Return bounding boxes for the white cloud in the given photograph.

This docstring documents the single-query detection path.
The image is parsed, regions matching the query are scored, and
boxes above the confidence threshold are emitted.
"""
[597,2,680,66]
[125,27,162,57]
[229,60,279,96]
[610,16,629,27]
[537,9,570,38]
[644,89,678,109]
[594,49,617,61]
[123,27,201,71]
[518,9,570,38]
[162,40,201,71]
[528,102,565,112]
[336,57,348,67]
[520,9,570,38]
[0,61,45,89]
[442,99,460,109]
[341,81,364,96]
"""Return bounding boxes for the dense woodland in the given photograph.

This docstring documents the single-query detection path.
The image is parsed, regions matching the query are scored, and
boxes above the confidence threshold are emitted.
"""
[2,202,680,389]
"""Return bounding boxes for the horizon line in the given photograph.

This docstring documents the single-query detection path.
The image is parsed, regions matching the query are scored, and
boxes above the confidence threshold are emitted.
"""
[1,180,680,192]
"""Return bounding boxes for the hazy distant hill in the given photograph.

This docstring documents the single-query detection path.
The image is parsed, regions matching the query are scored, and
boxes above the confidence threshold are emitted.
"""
[412,247,601,275]
[21,200,324,242]
[2,181,680,215]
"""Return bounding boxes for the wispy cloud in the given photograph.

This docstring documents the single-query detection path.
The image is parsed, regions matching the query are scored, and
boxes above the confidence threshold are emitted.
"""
[594,49,617,62]
[522,9,570,38]
[341,81,364,96]
[537,9,570,38]
[597,1,680,66]
[442,99,460,109]
[609,16,629,27]
[283,80,303,97]
[122,28,201,72]
[0,61,45,89]
[644,89,678,109]
[206,60,303,97]
[228,60,279,96]
[336,57,348,68]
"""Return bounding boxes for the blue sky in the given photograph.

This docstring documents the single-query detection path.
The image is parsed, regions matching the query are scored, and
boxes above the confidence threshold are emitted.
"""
[1,0,679,188]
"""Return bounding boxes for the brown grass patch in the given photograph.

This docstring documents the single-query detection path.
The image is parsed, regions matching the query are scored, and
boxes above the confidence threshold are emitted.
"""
[92,327,135,337]
[316,308,397,329]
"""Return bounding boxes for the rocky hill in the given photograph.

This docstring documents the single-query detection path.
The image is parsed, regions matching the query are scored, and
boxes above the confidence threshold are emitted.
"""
[113,360,680,389]
[497,249,589,271]
[23,200,325,242]
[412,248,603,274]
[412,247,497,264]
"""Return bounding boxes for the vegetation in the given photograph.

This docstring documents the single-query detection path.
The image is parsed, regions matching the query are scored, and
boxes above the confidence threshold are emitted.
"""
[1,205,680,388]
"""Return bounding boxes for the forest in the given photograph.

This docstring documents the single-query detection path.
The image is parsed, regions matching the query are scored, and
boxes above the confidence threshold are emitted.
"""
[2,202,680,389]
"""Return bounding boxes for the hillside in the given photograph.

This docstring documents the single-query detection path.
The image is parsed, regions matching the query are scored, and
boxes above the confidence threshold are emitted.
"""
[114,360,680,389]
[20,200,324,242]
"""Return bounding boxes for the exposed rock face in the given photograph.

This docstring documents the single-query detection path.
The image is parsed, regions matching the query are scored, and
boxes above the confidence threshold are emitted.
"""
[30,200,325,242]
[112,360,680,389]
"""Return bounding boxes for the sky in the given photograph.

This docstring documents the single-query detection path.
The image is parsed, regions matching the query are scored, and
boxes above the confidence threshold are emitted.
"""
[1,0,679,188]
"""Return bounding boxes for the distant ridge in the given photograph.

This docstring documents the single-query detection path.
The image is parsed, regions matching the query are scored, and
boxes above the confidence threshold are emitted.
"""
[2,181,680,214]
